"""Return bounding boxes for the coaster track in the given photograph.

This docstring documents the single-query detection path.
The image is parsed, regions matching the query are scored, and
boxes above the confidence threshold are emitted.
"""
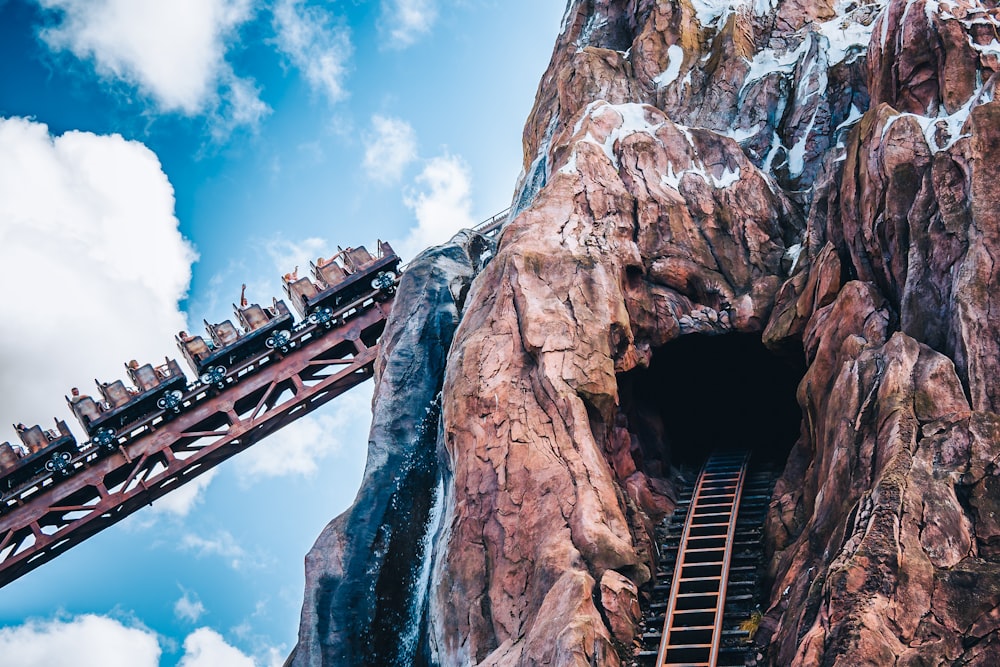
[0,211,507,589]
[637,452,776,667]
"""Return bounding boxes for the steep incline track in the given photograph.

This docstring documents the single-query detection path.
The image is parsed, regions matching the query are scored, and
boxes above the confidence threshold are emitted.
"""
[0,212,508,589]
[637,452,777,667]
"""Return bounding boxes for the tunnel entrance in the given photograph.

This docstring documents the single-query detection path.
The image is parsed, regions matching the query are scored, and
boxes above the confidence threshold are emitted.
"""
[620,332,804,474]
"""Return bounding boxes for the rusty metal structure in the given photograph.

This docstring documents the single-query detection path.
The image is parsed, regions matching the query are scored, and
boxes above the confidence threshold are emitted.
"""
[0,212,509,590]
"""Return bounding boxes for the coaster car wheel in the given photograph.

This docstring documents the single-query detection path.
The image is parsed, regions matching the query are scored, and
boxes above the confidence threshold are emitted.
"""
[200,366,227,388]
[266,329,292,352]
[93,427,117,451]
[157,389,183,412]
[371,271,397,292]
[45,451,73,476]
[308,307,335,328]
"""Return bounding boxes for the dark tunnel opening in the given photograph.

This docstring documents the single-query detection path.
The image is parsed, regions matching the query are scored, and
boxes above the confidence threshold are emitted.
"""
[620,332,805,475]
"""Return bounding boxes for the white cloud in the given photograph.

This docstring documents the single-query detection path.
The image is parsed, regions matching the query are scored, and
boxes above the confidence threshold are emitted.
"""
[0,614,161,667]
[398,153,475,259]
[36,0,265,131]
[210,71,272,141]
[263,646,286,667]
[175,590,207,624]
[178,628,255,667]
[0,614,268,667]
[380,0,437,49]
[234,386,372,481]
[264,236,331,279]
[273,0,352,104]
[363,114,418,183]
[153,470,218,517]
[180,530,265,571]
[0,117,197,445]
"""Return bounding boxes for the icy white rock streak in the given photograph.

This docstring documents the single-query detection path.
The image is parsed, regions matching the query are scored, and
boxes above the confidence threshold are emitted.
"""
[557,101,613,175]
[788,109,819,176]
[714,165,742,188]
[513,113,560,217]
[877,0,999,156]
[730,0,886,183]
[399,477,446,663]
[724,123,766,143]
[817,1,886,66]
[655,45,686,88]
[873,0,990,154]
[785,243,804,272]
[661,163,684,190]
[586,103,664,169]
[661,122,742,191]
[576,9,608,50]
[833,103,864,155]
[690,0,736,29]
[661,163,743,190]
[558,151,578,175]
[970,36,1000,58]
[796,34,830,107]
[561,103,743,191]
[836,104,864,133]
[789,32,833,177]
[559,103,665,173]
[690,0,777,29]
[925,0,961,24]
[558,0,579,36]
[881,86,992,153]
[740,39,809,98]
[761,131,784,178]
[958,5,1000,59]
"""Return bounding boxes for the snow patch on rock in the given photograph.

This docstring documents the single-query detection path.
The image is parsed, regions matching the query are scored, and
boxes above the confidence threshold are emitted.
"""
[655,45,686,88]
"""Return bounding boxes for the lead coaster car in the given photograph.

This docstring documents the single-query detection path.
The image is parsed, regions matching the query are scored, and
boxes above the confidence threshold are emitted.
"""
[302,256,399,316]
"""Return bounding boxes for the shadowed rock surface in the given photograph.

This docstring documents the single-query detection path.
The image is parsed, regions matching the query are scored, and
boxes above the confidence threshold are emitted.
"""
[291,1,1000,664]
[287,231,491,667]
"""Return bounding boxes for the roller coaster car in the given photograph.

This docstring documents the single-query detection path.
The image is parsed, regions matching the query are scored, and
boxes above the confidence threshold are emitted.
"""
[0,421,79,500]
[176,299,294,383]
[283,241,400,319]
[67,359,187,445]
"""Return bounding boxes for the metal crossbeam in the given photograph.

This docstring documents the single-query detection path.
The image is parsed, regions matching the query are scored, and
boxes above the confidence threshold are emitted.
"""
[0,207,513,590]
[0,301,390,588]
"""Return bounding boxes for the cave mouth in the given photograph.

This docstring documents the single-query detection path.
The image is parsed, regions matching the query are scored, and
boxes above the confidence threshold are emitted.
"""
[620,332,804,475]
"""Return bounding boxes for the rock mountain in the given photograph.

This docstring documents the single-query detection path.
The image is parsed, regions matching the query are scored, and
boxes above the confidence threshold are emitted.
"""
[287,0,1000,665]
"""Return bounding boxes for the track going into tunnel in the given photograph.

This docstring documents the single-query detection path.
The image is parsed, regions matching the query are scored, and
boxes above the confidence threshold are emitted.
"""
[637,451,777,667]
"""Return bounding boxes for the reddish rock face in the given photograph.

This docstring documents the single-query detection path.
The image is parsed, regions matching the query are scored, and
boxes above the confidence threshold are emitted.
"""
[430,98,801,664]
[293,0,1000,665]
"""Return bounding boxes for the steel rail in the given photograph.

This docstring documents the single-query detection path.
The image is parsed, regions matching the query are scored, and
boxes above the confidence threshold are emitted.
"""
[655,452,749,667]
[0,301,389,588]
[0,206,509,588]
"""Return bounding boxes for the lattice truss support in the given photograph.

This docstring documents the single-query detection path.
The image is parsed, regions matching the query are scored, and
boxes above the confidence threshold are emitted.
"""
[0,302,390,588]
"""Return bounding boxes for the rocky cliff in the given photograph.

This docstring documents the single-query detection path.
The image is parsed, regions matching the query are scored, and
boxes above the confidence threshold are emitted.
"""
[290,1,1000,665]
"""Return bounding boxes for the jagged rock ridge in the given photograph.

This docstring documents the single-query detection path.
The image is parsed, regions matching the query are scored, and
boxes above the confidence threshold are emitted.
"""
[290,0,1000,665]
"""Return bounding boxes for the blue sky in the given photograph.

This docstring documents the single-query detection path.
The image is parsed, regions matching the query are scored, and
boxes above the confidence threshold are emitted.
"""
[0,1,564,664]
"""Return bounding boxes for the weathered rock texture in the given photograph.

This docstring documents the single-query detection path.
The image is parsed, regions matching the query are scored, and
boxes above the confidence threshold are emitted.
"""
[288,231,492,667]
[292,0,1000,665]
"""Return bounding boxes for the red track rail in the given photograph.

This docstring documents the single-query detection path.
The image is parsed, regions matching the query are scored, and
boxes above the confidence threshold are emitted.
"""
[0,298,390,588]
[655,452,749,667]
[0,208,511,590]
